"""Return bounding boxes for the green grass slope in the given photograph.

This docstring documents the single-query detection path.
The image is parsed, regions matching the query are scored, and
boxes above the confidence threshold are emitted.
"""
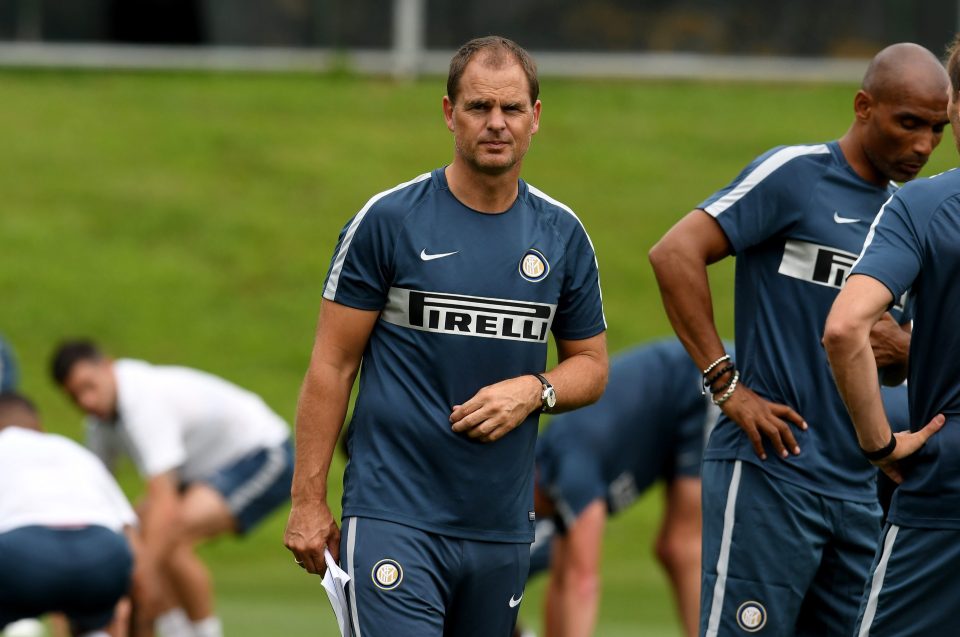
[1,70,954,636]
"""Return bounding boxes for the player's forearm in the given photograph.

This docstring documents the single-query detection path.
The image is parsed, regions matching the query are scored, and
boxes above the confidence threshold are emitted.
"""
[823,315,891,450]
[545,332,608,413]
[649,238,729,370]
[139,478,180,564]
[880,324,911,386]
[290,361,355,503]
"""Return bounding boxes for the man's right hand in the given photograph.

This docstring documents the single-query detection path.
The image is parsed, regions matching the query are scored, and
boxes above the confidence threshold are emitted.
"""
[720,384,807,460]
[284,500,340,576]
[873,413,945,484]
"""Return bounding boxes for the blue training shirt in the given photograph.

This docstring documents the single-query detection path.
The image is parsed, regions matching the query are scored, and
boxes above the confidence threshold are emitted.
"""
[852,168,960,528]
[699,141,905,502]
[323,167,606,543]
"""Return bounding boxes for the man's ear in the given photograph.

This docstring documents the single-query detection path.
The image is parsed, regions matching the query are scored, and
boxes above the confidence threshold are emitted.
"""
[442,95,455,133]
[854,89,874,124]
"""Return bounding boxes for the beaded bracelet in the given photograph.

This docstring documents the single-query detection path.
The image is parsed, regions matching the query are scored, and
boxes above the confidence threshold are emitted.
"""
[701,354,731,394]
[704,363,736,392]
[713,371,740,406]
[701,354,731,377]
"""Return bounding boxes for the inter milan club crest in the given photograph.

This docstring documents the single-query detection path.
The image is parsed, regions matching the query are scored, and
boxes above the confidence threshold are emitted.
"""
[736,601,767,632]
[519,249,550,282]
[372,558,403,590]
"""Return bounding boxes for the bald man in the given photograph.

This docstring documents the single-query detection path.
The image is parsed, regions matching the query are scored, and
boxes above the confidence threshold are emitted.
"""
[649,43,948,636]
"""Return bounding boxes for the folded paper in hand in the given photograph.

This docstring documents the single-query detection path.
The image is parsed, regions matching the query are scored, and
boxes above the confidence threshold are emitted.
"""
[321,548,353,637]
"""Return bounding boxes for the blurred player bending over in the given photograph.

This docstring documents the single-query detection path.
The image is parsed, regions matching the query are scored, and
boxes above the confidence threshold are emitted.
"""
[531,338,728,637]
[650,43,946,636]
[824,34,960,636]
[285,36,607,637]
[0,392,136,637]
[51,341,294,637]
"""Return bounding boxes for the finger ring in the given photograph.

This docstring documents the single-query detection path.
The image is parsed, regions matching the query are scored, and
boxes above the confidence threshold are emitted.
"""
[295,558,305,566]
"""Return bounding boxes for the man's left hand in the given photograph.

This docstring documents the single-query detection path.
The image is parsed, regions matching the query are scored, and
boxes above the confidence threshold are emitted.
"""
[449,376,541,443]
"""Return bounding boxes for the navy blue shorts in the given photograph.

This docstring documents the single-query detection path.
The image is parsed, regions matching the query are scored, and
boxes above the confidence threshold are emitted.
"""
[0,525,132,632]
[339,516,529,637]
[854,524,960,636]
[700,460,881,637]
[204,439,293,534]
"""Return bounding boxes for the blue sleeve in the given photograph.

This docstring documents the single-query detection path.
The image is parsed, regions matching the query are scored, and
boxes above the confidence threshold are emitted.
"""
[0,337,18,392]
[551,221,606,340]
[322,204,397,311]
[698,146,821,253]
[851,194,924,303]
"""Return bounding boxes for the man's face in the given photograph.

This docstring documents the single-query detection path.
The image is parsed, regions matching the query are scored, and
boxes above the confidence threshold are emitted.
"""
[861,85,949,182]
[62,360,117,421]
[443,58,541,176]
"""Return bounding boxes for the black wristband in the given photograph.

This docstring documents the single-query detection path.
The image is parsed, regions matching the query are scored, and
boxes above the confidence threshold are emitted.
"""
[704,363,736,391]
[861,433,897,461]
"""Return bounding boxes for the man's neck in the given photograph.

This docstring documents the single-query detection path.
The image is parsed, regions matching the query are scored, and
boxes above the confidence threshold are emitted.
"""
[444,160,522,213]
[838,128,888,187]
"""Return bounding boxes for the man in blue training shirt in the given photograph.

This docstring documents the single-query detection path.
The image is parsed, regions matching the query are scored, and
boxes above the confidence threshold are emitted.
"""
[284,36,608,636]
[650,43,948,636]
[824,34,960,637]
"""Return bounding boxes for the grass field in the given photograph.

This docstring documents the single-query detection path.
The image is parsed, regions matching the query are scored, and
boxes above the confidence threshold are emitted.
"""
[1,69,956,636]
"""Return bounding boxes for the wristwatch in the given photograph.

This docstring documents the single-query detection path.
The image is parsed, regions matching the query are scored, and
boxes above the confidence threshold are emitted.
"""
[532,373,557,413]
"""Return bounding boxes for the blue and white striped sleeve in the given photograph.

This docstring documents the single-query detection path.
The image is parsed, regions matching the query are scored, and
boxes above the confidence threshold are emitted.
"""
[323,174,430,310]
[851,193,924,303]
[698,144,830,253]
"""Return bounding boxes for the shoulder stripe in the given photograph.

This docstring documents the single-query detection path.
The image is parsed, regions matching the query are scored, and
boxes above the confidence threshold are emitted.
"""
[323,172,432,300]
[527,185,607,329]
[703,144,831,217]
[851,193,895,271]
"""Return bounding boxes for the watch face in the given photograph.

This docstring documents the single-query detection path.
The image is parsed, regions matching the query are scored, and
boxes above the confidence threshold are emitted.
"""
[544,387,557,408]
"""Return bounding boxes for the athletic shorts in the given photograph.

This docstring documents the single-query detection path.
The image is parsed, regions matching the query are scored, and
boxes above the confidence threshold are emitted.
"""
[854,524,960,636]
[700,460,881,637]
[0,525,132,632]
[204,439,294,534]
[339,516,529,637]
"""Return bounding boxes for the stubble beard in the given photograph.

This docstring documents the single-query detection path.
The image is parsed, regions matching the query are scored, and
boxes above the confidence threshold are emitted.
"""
[456,138,518,176]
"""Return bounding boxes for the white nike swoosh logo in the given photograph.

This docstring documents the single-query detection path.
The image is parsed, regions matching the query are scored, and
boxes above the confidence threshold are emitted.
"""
[833,212,861,224]
[420,249,459,261]
[509,593,524,608]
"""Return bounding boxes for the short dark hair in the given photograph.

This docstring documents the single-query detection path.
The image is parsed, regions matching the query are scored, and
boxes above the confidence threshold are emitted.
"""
[447,36,539,106]
[0,391,36,415]
[947,34,960,99]
[0,391,38,430]
[51,339,103,385]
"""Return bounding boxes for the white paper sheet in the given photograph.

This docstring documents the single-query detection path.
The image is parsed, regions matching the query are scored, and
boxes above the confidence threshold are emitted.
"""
[321,548,353,637]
